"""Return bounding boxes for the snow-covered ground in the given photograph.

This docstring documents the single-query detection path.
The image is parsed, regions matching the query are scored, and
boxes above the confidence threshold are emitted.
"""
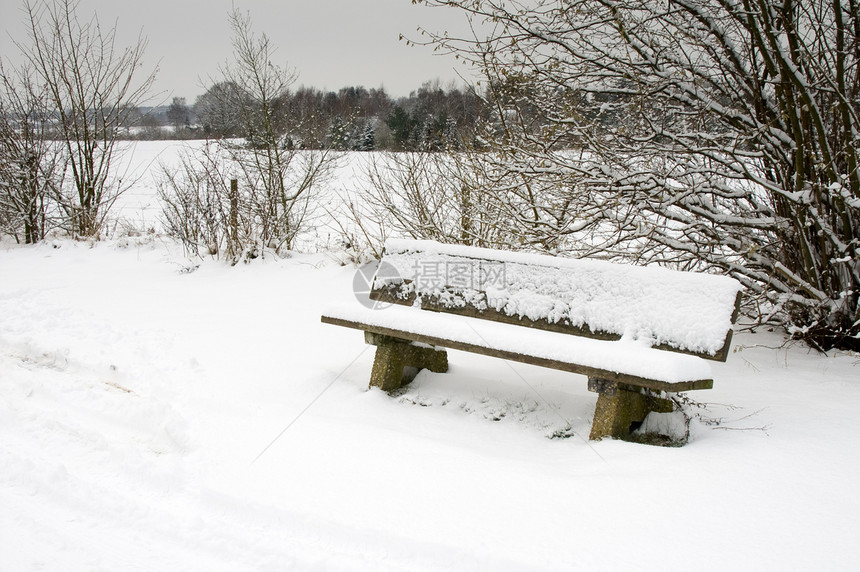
[2,143,859,571]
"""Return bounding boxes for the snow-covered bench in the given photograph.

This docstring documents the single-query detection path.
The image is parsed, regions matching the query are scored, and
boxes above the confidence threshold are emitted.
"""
[322,239,743,442]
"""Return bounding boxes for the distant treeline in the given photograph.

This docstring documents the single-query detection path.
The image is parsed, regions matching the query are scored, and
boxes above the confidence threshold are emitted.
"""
[129,80,490,151]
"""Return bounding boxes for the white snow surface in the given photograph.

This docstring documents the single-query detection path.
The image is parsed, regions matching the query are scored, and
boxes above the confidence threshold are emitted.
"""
[381,239,743,356]
[323,302,713,383]
[1,143,859,571]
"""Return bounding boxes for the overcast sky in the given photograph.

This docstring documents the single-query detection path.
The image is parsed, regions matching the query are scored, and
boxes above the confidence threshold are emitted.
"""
[0,0,479,103]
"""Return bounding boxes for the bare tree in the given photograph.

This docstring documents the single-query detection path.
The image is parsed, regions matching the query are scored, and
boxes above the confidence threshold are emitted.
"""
[18,0,155,238]
[157,142,239,259]
[160,9,336,260]
[194,81,245,139]
[416,0,860,351]
[216,8,335,252]
[166,96,190,133]
[0,60,65,243]
[335,148,514,254]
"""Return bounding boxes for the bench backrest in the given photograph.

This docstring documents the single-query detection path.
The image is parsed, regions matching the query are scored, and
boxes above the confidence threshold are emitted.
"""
[369,239,743,362]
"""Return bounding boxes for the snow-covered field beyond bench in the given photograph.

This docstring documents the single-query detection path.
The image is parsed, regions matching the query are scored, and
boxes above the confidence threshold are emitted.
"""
[2,143,860,571]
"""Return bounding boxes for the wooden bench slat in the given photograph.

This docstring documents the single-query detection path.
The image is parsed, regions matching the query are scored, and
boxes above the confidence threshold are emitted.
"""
[321,303,715,392]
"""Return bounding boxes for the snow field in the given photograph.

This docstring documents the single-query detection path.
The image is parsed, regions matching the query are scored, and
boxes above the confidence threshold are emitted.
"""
[1,143,859,570]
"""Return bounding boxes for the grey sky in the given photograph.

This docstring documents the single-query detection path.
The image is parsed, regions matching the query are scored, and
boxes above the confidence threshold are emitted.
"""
[0,0,478,102]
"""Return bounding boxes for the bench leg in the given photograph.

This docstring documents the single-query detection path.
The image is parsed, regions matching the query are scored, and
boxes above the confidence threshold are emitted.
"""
[588,378,674,441]
[366,332,448,392]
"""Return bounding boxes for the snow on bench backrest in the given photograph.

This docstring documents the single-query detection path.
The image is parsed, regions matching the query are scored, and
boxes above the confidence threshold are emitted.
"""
[373,239,743,360]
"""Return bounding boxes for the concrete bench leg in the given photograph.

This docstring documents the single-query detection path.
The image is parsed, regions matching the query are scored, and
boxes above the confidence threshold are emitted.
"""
[365,332,448,392]
[588,378,674,441]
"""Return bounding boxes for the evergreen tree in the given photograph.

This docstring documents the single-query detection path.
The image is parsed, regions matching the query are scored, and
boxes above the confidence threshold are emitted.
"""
[386,106,414,150]
[358,121,375,151]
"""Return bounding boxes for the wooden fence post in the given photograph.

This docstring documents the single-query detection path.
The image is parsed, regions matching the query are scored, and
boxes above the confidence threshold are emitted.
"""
[229,178,238,243]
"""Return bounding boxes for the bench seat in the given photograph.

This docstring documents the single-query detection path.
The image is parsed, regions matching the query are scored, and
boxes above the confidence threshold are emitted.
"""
[322,302,714,391]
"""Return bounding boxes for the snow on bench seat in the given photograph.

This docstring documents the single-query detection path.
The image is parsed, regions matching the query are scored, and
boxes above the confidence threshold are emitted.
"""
[322,301,714,390]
